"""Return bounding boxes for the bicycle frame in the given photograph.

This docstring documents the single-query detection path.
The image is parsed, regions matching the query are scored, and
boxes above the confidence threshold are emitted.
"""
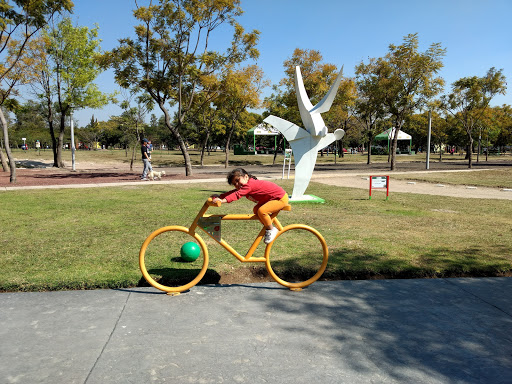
[139,198,328,294]
[189,198,289,263]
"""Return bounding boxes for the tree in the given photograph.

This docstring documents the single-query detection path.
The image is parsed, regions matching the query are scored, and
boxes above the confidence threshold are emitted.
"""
[215,64,268,167]
[100,0,259,176]
[76,115,101,149]
[362,33,446,170]
[11,99,49,145]
[183,68,222,165]
[0,0,73,182]
[475,106,502,162]
[493,105,512,153]
[188,100,221,165]
[28,16,113,168]
[441,67,507,168]
[405,110,448,161]
[323,78,357,160]
[354,57,388,164]
[114,89,154,169]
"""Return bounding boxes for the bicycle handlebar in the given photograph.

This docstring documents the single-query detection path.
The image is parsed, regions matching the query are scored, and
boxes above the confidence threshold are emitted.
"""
[207,197,222,207]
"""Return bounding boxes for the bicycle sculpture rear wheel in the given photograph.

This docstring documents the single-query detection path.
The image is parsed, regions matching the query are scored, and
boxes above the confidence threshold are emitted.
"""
[264,224,328,290]
[139,226,209,294]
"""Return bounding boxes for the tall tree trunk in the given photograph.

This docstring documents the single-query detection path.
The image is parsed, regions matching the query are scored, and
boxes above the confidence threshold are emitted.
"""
[367,134,373,165]
[46,104,59,167]
[0,145,8,171]
[390,132,399,171]
[0,109,16,183]
[57,111,68,168]
[477,138,481,163]
[200,130,210,166]
[161,104,193,176]
[178,136,193,175]
[467,136,473,169]
[224,124,234,168]
[272,136,284,165]
[130,143,136,171]
[57,128,65,167]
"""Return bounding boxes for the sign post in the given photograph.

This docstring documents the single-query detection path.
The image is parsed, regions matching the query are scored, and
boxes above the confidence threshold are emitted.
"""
[426,110,431,169]
[369,175,389,200]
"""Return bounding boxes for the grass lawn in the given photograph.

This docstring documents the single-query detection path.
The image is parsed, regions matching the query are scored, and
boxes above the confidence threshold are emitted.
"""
[1,180,511,292]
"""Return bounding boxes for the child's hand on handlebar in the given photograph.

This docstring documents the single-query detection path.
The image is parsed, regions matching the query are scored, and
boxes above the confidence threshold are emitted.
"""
[209,195,226,205]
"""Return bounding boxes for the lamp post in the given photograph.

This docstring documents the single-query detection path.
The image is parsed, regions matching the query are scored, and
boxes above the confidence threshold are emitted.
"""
[426,111,432,170]
[70,115,76,171]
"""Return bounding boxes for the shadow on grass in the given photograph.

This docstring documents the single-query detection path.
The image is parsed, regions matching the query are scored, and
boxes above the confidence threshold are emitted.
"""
[325,246,512,280]
[138,244,512,289]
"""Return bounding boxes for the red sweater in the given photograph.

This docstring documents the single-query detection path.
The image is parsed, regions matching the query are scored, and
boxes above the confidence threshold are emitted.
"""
[220,178,286,205]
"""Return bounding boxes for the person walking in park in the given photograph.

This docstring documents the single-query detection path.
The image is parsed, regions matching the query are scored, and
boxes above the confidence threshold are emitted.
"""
[140,138,153,181]
[211,168,289,244]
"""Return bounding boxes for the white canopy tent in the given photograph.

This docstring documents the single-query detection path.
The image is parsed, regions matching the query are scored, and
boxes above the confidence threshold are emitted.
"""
[374,128,412,154]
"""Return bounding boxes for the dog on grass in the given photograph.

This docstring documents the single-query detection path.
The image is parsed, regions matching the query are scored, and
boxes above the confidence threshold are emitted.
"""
[148,170,166,181]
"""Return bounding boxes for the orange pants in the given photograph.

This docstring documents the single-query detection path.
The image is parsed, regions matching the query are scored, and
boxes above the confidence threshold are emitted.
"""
[253,194,289,228]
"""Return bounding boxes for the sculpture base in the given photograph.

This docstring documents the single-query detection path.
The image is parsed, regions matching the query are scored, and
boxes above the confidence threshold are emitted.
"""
[289,194,325,204]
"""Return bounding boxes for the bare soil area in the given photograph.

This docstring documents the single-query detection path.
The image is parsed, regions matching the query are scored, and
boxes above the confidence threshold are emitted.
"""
[0,160,220,188]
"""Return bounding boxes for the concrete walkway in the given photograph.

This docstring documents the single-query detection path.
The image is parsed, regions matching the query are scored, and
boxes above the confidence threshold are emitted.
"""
[2,278,512,383]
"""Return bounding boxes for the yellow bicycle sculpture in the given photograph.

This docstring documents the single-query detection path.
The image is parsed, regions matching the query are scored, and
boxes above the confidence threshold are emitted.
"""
[139,198,329,295]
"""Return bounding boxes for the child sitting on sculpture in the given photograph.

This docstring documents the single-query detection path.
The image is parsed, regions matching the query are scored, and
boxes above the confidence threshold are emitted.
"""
[211,168,289,244]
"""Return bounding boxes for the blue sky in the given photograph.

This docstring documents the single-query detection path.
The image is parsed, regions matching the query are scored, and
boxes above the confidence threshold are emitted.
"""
[70,0,511,126]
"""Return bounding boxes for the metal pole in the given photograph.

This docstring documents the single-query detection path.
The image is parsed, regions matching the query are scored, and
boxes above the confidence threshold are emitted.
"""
[70,116,76,171]
[426,111,431,170]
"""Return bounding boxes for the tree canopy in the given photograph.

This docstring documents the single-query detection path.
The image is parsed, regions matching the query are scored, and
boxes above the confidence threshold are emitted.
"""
[441,67,507,167]
[99,0,260,176]
[0,0,73,181]
[357,33,446,170]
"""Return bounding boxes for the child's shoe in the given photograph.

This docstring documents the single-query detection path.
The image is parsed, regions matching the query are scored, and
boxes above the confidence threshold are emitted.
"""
[264,227,279,244]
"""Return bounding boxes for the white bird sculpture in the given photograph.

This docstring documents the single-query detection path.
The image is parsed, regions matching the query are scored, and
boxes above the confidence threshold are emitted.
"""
[264,66,345,200]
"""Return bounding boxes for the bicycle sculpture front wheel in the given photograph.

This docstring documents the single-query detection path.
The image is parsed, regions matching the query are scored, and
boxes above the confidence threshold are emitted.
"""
[264,224,328,290]
[139,226,209,294]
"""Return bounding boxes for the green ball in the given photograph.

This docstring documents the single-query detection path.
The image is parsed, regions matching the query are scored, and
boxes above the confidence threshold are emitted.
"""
[180,241,200,262]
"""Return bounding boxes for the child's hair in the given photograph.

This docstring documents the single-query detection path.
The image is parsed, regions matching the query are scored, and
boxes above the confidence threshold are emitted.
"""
[227,168,257,185]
